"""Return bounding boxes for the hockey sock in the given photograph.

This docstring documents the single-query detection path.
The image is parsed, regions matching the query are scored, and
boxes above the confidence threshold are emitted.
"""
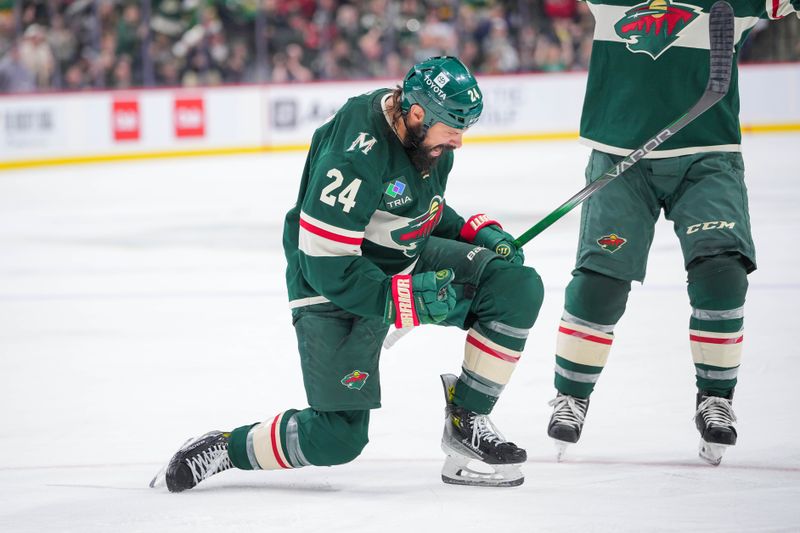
[455,263,542,414]
[687,253,748,396]
[228,409,302,470]
[555,269,631,398]
[455,323,525,414]
[229,409,370,469]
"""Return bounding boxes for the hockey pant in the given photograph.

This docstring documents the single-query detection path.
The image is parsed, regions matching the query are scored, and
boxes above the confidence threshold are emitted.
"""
[554,253,747,399]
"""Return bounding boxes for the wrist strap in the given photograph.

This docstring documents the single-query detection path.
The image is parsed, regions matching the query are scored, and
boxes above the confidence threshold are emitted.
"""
[460,213,502,242]
[391,275,420,328]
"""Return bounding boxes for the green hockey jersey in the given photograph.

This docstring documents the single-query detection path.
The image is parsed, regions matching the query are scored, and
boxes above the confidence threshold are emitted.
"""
[283,89,466,318]
[580,0,799,157]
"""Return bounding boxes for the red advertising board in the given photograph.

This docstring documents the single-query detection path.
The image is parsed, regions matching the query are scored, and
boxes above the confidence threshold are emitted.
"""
[112,99,140,141]
[174,97,205,138]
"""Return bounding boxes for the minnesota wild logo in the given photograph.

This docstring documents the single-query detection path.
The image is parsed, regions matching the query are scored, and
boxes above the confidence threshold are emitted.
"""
[597,233,627,253]
[614,0,701,60]
[341,370,369,390]
[390,196,444,258]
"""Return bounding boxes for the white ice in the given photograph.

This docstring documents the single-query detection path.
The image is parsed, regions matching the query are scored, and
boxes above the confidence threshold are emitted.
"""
[1,135,798,532]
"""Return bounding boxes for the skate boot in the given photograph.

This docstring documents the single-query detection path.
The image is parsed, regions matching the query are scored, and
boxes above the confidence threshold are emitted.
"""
[150,431,234,492]
[547,392,590,461]
[439,374,526,487]
[695,390,737,466]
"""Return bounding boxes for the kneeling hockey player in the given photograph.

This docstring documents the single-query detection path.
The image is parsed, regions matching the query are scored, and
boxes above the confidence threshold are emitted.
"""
[153,56,544,490]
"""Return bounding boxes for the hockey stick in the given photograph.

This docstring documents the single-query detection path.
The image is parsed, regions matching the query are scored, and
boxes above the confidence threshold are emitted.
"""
[512,0,735,248]
[385,2,734,350]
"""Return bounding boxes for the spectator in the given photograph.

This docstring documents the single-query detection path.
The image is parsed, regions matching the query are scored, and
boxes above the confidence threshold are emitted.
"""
[415,10,458,61]
[18,24,55,89]
[111,54,133,89]
[223,40,251,83]
[482,17,520,73]
[47,14,78,72]
[116,3,144,60]
[0,43,36,93]
[271,43,313,82]
[63,62,89,91]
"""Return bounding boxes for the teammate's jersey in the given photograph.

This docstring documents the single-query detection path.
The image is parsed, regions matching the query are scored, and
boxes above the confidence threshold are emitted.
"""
[580,0,800,158]
[283,89,465,317]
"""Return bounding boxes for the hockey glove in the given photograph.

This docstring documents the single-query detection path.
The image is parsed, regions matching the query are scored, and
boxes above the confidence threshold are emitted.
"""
[460,214,524,265]
[385,269,456,328]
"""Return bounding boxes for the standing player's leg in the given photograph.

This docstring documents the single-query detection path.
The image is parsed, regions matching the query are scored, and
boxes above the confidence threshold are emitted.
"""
[549,268,630,450]
[157,305,386,491]
[668,151,756,465]
[548,150,657,457]
[417,238,544,486]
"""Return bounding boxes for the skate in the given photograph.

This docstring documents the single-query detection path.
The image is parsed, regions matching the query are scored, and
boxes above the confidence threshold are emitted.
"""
[547,393,590,461]
[439,374,526,487]
[150,430,233,492]
[695,390,737,466]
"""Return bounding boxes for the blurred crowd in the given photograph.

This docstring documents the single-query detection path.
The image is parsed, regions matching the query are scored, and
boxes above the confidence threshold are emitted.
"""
[1,0,798,93]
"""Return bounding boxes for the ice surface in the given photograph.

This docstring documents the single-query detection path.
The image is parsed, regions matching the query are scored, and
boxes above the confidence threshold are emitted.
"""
[1,136,799,532]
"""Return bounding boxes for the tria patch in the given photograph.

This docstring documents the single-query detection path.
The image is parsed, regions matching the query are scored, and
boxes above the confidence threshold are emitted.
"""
[597,233,627,253]
[385,179,406,198]
[614,0,701,60]
[341,370,369,390]
[384,179,412,209]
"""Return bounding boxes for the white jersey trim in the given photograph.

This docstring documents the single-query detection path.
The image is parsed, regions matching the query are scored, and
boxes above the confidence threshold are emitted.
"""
[579,137,741,158]
[298,210,364,258]
[288,295,331,309]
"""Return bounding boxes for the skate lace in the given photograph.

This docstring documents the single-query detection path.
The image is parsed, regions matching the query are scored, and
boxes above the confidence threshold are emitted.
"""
[470,414,506,450]
[548,394,588,429]
[695,396,737,428]
[186,444,232,485]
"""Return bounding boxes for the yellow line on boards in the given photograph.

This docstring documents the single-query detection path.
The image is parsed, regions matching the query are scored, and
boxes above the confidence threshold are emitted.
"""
[740,123,800,134]
[2,124,799,171]
[0,145,309,171]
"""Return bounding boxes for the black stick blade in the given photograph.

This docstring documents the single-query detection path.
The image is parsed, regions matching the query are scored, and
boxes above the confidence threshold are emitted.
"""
[707,1,735,96]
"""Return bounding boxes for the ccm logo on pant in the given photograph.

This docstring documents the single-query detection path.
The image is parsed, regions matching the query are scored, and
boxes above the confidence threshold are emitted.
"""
[686,221,736,234]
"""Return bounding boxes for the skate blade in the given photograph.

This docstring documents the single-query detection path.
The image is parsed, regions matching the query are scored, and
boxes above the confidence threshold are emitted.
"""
[149,463,168,488]
[441,455,524,488]
[553,440,570,462]
[698,440,728,466]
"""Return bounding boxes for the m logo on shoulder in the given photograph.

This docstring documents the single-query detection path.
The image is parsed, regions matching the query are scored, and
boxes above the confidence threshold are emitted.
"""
[347,132,378,155]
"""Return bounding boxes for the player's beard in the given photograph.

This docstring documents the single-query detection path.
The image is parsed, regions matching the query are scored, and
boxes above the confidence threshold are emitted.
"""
[402,121,454,174]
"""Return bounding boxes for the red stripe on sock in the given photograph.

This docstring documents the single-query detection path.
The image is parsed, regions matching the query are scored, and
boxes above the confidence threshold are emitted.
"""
[558,326,613,345]
[270,413,289,469]
[466,334,519,363]
[690,334,743,345]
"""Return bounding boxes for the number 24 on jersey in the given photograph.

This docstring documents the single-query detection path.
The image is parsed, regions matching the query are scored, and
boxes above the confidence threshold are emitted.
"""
[320,168,362,213]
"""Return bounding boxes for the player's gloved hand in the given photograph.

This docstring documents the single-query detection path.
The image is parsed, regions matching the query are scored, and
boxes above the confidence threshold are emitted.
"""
[460,214,524,265]
[385,269,456,328]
